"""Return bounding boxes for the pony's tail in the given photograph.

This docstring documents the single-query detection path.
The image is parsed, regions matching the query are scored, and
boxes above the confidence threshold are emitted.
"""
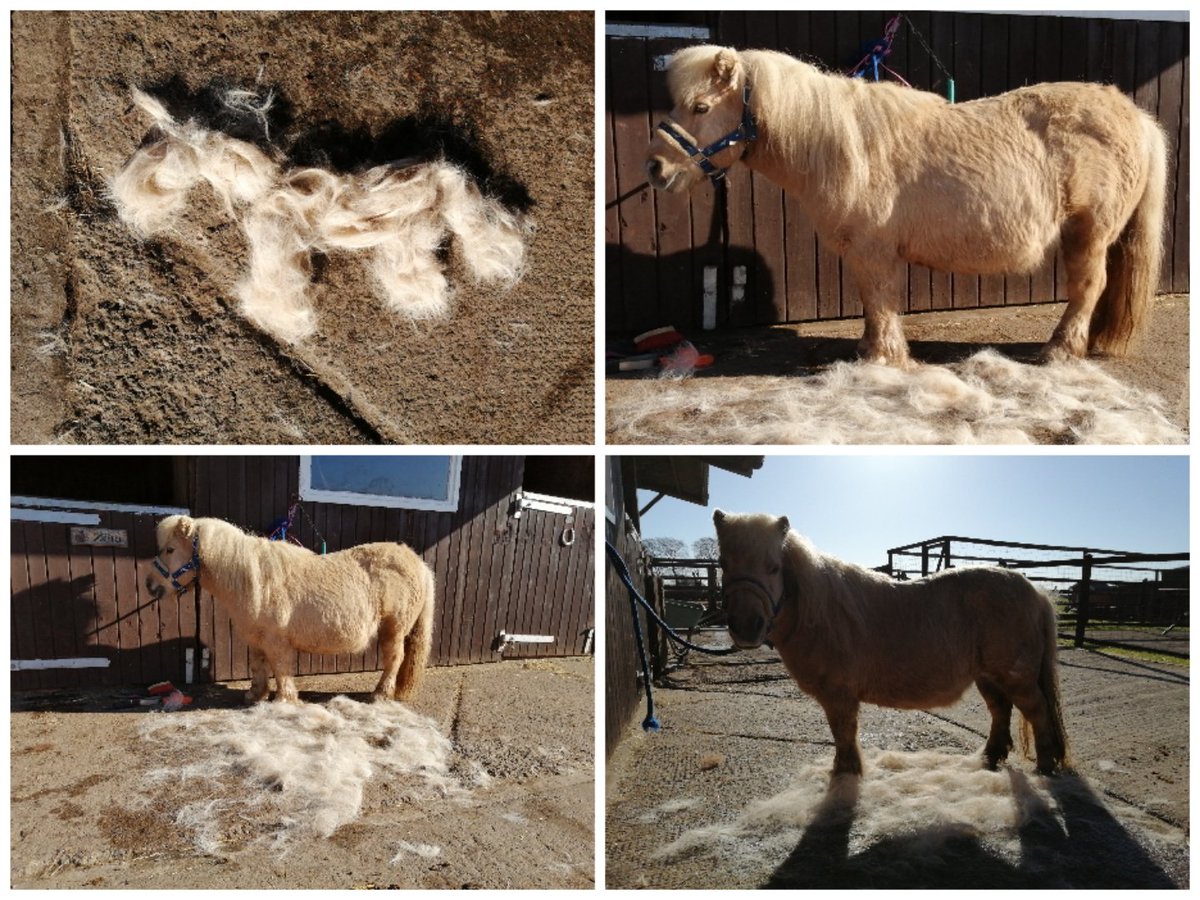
[1020,596,1070,771]
[1088,115,1168,355]
[395,563,435,701]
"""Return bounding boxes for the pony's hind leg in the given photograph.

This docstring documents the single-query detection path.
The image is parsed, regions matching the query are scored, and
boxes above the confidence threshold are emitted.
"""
[1042,215,1109,362]
[372,616,404,701]
[1007,681,1060,775]
[976,677,1014,769]
[820,697,864,776]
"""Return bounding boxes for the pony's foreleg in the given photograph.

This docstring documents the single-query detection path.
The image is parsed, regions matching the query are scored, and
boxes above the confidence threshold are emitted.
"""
[820,697,864,776]
[1042,218,1108,361]
[263,645,299,703]
[246,647,272,704]
[372,616,404,701]
[847,257,911,367]
[975,677,1015,769]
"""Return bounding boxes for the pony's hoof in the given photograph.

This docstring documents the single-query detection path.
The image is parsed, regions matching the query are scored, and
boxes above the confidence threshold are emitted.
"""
[1039,341,1082,364]
[244,691,267,705]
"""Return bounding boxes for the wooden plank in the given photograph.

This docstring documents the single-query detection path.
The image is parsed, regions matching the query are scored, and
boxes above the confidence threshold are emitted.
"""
[564,510,596,655]
[806,12,845,320]
[108,511,146,684]
[12,523,42,690]
[744,12,788,325]
[480,462,520,664]
[648,35,698,332]
[1170,51,1188,292]
[47,521,83,688]
[609,36,661,335]
[776,13,819,322]
[605,58,625,334]
[444,462,473,666]
[716,13,759,328]
[978,13,1009,309]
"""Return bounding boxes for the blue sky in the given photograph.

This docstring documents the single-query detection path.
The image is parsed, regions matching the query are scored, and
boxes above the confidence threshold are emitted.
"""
[637,455,1189,569]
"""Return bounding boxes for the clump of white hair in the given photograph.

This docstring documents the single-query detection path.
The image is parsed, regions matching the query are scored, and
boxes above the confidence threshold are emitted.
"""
[608,349,1186,445]
[110,89,530,343]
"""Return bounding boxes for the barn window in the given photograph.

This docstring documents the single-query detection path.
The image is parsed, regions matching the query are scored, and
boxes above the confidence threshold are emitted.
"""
[299,456,462,512]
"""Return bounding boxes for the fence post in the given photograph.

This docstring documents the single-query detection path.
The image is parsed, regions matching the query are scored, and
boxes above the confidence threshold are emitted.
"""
[1074,552,1092,648]
[942,538,952,570]
[921,544,930,577]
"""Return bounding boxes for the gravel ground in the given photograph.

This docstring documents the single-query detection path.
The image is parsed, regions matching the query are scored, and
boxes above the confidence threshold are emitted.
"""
[605,641,1188,889]
[11,658,594,889]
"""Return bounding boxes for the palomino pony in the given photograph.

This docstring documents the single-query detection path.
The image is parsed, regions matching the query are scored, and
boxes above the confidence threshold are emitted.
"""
[712,510,1068,776]
[145,515,435,704]
[647,46,1167,366]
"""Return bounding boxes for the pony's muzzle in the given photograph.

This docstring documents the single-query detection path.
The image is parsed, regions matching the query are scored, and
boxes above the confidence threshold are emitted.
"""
[726,609,769,649]
[145,575,165,601]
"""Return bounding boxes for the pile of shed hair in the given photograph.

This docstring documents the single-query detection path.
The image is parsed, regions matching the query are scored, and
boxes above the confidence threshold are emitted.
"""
[110,89,530,344]
[138,696,463,856]
[652,750,1183,885]
[607,350,1185,445]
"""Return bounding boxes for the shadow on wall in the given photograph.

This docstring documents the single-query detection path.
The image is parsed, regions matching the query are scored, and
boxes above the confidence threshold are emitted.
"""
[10,573,205,695]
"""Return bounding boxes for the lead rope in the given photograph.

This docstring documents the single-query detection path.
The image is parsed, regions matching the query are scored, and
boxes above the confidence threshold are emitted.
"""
[606,541,739,733]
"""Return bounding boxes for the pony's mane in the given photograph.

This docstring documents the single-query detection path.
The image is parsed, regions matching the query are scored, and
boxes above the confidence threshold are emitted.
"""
[184,516,312,600]
[730,47,945,207]
[782,530,894,646]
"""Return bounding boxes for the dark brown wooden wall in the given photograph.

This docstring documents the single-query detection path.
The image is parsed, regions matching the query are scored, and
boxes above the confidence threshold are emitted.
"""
[606,12,1189,335]
[604,457,646,758]
[12,456,595,690]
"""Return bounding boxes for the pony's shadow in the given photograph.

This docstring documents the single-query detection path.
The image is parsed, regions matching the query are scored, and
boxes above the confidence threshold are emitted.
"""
[764,768,1177,889]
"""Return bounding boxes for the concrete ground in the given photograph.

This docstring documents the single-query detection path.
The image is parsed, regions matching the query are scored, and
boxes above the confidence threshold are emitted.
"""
[605,642,1188,889]
[12,11,593,444]
[12,657,594,889]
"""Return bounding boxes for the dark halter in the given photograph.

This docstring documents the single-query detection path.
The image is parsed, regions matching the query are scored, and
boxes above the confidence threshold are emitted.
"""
[655,84,758,184]
[152,536,200,593]
[722,574,785,620]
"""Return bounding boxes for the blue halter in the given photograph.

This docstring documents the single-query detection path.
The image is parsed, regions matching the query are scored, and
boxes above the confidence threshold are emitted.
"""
[152,536,200,593]
[656,84,758,183]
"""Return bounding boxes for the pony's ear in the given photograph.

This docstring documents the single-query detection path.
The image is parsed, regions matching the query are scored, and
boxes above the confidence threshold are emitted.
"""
[713,508,726,526]
[777,515,790,535]
[175,516,198,540]
[712,48,740,87]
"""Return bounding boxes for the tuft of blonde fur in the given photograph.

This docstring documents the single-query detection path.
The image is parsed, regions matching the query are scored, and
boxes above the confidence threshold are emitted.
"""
[150,515,435,704]
[111,90,531,343]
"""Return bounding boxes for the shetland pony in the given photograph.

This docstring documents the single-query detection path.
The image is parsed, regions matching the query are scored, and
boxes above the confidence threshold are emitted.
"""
[145,514,435,704]
[648,45,1167,367]
[712,510,1069,775]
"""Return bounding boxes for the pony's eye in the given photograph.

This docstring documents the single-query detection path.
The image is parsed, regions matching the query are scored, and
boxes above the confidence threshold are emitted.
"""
[692,103,710,115]
[768,564,780,575]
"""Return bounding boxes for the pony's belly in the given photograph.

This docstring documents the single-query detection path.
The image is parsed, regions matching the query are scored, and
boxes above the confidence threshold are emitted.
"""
[862,677,971,711]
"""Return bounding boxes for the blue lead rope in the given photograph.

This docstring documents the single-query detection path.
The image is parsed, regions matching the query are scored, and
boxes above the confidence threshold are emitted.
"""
[605,541,739,733]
